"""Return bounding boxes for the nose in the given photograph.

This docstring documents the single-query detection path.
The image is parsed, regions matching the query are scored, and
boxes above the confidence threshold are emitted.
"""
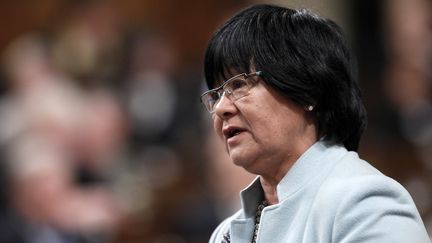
[213,92,237,119]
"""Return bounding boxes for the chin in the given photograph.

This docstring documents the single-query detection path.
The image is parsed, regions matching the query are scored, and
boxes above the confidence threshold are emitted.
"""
[230,155,254,171]
[231,158,245,167]
[229,153,245,166]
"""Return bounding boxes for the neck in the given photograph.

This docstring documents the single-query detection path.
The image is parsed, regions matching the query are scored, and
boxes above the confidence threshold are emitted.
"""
[260,176,279,204]
[258,136,318,205]
[257,150,300,204]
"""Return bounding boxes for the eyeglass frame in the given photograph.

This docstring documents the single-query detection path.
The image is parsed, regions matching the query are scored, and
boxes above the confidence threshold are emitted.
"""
[200,71,263,113]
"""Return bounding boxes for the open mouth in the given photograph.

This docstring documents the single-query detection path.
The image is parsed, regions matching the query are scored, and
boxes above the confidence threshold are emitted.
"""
[224,127,246,139]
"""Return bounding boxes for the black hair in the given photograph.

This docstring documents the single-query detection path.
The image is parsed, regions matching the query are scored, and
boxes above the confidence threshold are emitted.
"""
[204,4,367,151]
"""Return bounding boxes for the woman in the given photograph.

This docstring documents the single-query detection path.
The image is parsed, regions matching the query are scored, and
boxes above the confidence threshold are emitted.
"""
[200,4,430,243]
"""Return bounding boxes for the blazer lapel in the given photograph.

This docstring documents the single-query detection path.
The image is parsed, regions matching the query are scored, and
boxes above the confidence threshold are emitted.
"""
[230,218,254,243]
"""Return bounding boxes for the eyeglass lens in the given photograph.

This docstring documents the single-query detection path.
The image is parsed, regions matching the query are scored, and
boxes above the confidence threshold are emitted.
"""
[202,72,259,113]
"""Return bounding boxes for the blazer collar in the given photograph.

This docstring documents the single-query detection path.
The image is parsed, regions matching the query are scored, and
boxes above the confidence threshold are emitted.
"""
[239,141,347,214]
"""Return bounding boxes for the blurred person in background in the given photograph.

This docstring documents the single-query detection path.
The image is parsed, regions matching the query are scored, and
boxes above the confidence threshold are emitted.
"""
[51,0,126,89]
[122,31,178,146]
[200,4,430,243]
[8,131,122,243]
[0,32,126,243]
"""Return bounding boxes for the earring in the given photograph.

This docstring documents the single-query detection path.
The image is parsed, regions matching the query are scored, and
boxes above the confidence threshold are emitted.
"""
[307,105,314,111]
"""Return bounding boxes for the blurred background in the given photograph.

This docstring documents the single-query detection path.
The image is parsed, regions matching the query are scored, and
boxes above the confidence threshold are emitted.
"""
[0,0,430,242]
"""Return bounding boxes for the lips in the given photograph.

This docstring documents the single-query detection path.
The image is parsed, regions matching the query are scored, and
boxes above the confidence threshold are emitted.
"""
[222,126,247,140]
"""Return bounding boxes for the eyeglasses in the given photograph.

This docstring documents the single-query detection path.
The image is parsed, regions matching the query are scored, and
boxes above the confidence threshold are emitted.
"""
[200,71,262,113]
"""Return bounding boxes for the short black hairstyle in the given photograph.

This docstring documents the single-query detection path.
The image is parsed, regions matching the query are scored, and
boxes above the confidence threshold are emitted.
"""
[204,4,367,151]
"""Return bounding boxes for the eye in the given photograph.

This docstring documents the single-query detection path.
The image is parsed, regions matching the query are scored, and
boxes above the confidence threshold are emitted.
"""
[201,91,219,106]
[227,78,248,91]
[210,91,220,100]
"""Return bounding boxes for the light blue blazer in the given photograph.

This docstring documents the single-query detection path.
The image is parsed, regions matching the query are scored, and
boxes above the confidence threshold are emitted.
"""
[209,142,430,243]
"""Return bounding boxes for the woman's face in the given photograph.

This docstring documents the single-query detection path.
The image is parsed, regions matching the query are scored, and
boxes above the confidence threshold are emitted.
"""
[212,77,317,177]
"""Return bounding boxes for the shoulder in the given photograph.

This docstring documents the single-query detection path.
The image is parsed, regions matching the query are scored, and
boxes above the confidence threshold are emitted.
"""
[317,173,414,213]
[312,171,430,242]
[319,151,414,207]
[313,150,408,210]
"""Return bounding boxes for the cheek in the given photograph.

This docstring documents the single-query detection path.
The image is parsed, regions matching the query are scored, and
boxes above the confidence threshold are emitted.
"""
[250,106,295,142]
[257,119,284,143]
[212,116,223,139]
